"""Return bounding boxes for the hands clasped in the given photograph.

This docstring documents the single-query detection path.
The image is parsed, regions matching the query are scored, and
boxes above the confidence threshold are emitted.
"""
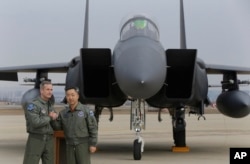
[49,112,58,120]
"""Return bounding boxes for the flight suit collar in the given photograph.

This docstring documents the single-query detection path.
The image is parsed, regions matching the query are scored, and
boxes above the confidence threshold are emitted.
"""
[66,102,82,113]
[37,96,49,105]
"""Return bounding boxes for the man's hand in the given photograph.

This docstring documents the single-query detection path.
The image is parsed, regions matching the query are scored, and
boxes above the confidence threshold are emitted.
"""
[89,146,97,153]
[49,112,58,120]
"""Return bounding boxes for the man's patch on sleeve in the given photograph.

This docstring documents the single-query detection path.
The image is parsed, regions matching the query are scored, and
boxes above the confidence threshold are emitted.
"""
[89,110,94,117]
[27,104,34,111]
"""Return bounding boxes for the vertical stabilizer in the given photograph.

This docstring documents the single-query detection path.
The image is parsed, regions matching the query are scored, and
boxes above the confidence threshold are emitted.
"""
[83,0,89,48]
[180,0,187,49]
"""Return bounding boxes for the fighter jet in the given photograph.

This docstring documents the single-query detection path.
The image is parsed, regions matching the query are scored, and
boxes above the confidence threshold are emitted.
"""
[1,0,250,160]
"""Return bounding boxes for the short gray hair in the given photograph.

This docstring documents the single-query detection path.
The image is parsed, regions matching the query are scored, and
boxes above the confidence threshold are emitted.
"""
[40,80,52,89]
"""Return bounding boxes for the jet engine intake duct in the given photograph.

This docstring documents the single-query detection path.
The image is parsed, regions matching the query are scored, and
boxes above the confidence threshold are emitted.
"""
[216,90,250,118]
[81,48,111,98]
[79,48,126,107]
[165,49,197,99]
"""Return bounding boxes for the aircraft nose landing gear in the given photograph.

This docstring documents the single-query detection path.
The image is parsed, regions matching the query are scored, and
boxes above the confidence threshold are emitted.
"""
[133,134,144,160]
[130,99,145,160]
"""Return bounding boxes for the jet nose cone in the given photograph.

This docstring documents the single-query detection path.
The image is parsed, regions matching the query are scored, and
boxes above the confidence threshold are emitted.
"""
[114,45,166,99]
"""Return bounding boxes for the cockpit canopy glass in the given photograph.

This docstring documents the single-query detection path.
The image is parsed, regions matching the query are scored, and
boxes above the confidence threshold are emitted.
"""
[134,19,147,29]
[120,14,160,41]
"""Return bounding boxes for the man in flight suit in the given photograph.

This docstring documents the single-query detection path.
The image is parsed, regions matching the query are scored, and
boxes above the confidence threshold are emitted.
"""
[23,80,58,164]
[53,87,98,164]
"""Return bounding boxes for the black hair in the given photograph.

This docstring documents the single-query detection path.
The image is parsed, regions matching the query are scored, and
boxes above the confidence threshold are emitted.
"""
[65,86,80,94]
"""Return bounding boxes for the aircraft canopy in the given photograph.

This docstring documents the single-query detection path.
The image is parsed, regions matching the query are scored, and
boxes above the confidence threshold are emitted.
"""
[120,13,160,41]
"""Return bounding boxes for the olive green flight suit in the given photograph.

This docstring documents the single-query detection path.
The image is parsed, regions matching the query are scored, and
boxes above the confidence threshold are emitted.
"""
[23,97,55,164]
[53,103,98,164]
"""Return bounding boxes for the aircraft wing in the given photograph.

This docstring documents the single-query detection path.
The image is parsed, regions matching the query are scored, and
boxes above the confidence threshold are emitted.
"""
[206,63,250,74]
[0,62,70,81]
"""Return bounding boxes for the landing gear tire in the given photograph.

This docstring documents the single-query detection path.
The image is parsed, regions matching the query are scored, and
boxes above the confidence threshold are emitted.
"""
[173,129,186,146]
[133,139,142,160]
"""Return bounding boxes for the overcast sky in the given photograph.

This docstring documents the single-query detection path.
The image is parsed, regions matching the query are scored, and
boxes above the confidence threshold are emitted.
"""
[0,0,250,86]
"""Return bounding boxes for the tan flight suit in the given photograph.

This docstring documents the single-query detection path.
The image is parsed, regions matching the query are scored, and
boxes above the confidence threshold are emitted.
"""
[23,97,55,164]
[53,102,98,164]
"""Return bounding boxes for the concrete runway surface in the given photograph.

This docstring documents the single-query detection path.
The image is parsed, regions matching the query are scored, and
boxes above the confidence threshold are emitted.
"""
[0,108,250,164]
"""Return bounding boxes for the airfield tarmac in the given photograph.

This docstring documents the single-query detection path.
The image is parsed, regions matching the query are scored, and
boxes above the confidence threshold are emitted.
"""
[0,106,250,164]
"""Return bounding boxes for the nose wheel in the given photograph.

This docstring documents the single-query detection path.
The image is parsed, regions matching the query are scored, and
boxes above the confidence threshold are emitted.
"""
[130,99,145,160]
[133,136,144,160]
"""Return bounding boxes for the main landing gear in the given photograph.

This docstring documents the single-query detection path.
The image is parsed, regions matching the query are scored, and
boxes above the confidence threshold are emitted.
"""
[169,106,190,152]
[130,99,145,160]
